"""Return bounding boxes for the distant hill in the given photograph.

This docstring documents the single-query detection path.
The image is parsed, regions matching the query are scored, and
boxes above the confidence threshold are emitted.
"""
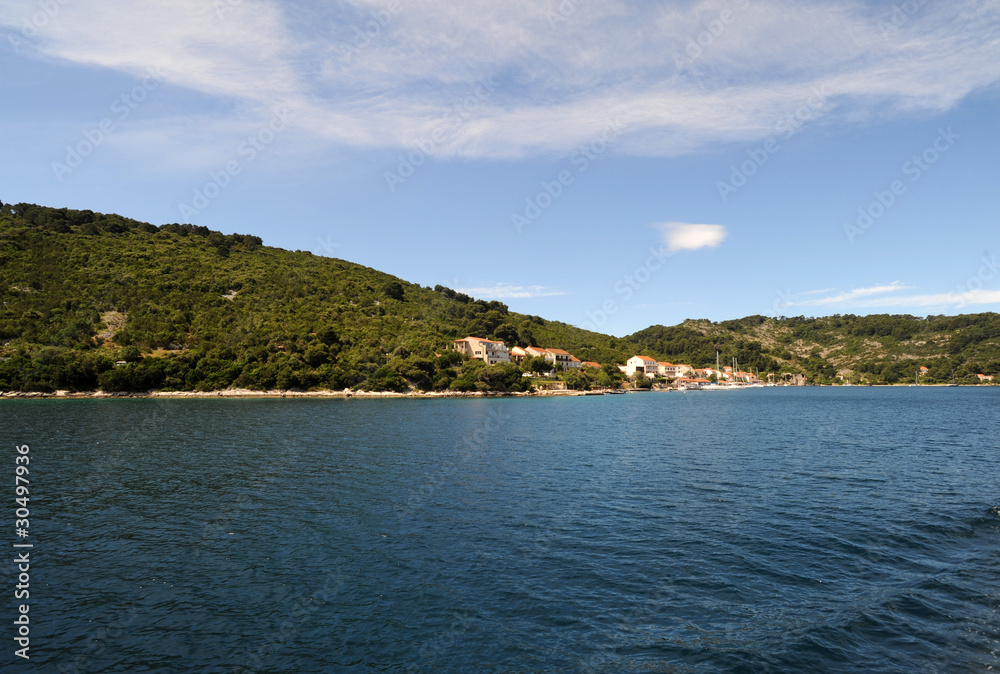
[1,202,997,392]
[629,314,1000,384]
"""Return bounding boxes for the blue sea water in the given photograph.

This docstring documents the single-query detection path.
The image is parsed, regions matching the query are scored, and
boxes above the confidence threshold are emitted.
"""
[3,387,999,672]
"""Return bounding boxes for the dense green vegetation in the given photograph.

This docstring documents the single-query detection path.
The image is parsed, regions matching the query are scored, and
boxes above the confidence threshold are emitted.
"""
[0,202,627,392]
[1,202,997,392]
[631,313,1000,385]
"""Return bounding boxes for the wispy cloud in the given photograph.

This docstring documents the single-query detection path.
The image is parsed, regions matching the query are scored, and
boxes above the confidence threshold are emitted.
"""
[782,282,1000,311]
[852,289,1000,309]
[654,222,728,253]
[455,284,567,300]
[790,281,911,306]
[3,0,1000,163]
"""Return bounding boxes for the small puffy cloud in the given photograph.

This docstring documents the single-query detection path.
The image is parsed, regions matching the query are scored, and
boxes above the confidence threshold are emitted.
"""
[654,222,728,254]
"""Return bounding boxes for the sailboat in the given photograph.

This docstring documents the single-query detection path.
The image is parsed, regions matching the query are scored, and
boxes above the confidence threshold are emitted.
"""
[908,369,919,387]
[699,348,742,390]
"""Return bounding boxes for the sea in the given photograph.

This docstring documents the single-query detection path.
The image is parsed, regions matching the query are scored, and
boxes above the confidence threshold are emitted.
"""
[4,387,998,672]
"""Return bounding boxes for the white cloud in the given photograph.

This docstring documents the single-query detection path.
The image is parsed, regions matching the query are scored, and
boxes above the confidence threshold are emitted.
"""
[853,289,1000,309]
[3,0,1000,161]
[781,282,1000,311]
[793,281,911,306]
[655,222,728,253]
[455,284,567,300]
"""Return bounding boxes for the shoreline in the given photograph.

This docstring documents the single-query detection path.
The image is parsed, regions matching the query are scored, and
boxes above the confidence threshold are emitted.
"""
[0,384,991,400]
[0,388,606,400]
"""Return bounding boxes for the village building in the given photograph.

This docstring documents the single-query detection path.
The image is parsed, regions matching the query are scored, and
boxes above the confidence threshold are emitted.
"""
[451,336,511,365]
[625,355,658,377]
[546,348,582,369]
[657,361,676,378]
[509,346,528,363]
[523,346,550,358]
[510,345,584,369]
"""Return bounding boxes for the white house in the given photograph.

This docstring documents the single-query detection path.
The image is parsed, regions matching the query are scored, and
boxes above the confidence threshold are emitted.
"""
[626,355,658,377]
[546,348,582,369]
[452,337,511,365]
[509,346,528,363]
[657,362,679,378]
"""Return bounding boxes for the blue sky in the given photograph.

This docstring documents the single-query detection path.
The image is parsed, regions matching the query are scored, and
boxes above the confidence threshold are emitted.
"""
[2,0,999,336]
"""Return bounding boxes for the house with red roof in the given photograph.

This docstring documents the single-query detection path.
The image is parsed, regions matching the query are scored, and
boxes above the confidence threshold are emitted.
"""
[626,355,658,377]
[545,348,582,369]
[452,336,511,365]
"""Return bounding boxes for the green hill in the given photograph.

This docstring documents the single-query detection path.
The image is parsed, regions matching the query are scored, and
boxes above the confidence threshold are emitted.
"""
[0,202,627,392]
[628,314,1000,384]
[1,202,997,392]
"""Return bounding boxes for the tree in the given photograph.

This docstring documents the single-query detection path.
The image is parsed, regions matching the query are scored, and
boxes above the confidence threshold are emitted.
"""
[383,281,404,300]
[523,356,551,374]
[316,327,339,346]
[120,345,142,363]
[492,323,519,346]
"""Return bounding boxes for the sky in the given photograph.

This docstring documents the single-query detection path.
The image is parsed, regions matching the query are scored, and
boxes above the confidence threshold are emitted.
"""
[2,0,999,336]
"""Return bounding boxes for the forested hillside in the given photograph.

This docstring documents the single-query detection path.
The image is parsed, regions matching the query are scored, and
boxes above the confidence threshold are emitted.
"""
[1,202,997,392]
[0,202,626,392]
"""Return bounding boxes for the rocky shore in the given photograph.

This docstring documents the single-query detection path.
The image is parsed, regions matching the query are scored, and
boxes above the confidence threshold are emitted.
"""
[0,388,610,399]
